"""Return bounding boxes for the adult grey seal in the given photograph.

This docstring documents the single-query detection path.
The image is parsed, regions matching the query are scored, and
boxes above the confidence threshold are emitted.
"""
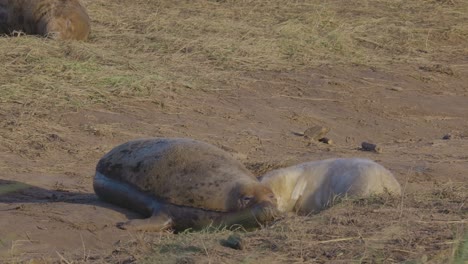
[94,138,278,232]
[0,0,90,40]
[260,158,401,215]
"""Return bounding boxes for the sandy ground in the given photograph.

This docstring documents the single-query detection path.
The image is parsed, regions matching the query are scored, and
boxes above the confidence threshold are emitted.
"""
[1,63,466,263]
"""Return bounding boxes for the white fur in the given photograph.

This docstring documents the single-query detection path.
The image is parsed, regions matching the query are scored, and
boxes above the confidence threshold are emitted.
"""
[260,158,401,215]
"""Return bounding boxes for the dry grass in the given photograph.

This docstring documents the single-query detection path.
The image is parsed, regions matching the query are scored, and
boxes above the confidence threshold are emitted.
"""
[1,0,466,159]
[106,185,466,263]
[1,0,467,110]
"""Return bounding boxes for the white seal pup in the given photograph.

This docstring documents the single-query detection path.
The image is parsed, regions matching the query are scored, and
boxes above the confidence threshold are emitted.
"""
[259,158,401,215]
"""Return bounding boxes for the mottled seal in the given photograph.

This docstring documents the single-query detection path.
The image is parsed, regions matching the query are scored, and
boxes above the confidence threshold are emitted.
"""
[259,158,401,215]
[94,138,278,232]
[0,0,90,40]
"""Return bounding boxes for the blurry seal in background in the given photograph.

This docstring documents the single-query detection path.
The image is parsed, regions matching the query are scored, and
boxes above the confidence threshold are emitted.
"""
[0,0,90,40]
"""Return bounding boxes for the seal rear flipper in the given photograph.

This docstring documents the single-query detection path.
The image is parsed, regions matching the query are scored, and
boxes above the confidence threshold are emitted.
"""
[117,212,173,232]
[93,171,161,217]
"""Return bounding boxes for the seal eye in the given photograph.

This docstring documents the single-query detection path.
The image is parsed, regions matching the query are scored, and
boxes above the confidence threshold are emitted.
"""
[243,196,253,202]
[240,195,254,207]
[268,193,276,201]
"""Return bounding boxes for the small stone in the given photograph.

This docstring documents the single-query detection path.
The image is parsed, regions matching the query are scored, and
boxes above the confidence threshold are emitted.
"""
[442,134,452,140]
[318,137,333,145]
[360,142,382,153]
[388,86,403,91]
[220,234,244,250]
[304,126,330,141]
[176,257,195,264]
[47,133,63,142]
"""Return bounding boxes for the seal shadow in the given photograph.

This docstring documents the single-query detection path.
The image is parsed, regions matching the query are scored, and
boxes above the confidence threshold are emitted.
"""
[0,178,139,219]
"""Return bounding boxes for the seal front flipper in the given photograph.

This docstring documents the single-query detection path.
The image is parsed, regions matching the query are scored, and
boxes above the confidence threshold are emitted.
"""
[117,212,173,232]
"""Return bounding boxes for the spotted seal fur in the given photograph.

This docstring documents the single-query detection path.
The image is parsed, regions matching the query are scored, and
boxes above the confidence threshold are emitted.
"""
[94,138,279,232]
